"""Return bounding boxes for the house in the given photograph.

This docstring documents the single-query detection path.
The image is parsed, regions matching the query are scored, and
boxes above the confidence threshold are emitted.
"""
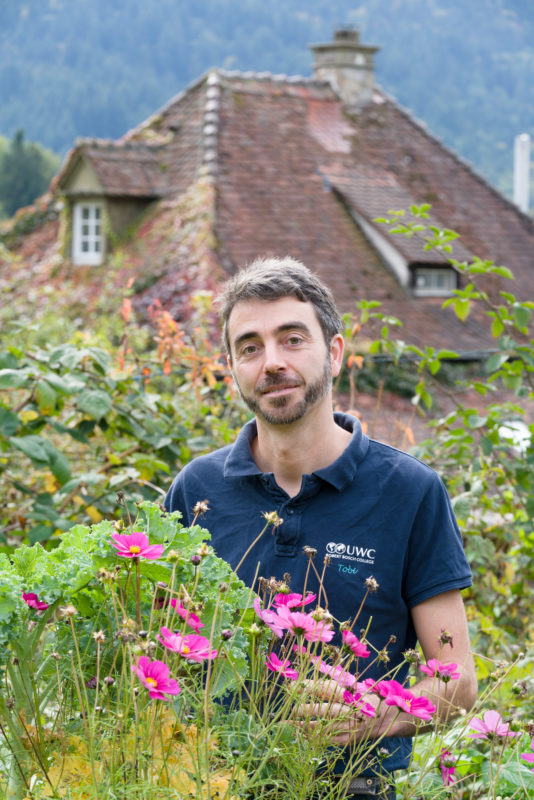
[3,28,534,353]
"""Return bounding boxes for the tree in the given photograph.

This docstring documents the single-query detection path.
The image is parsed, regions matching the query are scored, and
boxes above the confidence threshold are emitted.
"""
[0,129,59,219]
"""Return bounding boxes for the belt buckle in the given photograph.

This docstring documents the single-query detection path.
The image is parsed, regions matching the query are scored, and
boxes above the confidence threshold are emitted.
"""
[346,776,379,796]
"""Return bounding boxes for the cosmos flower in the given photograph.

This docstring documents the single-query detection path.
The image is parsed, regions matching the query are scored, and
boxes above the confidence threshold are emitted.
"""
[468,710,517,740]
[266,652,299,680]
[110,531,164,560]
[157,627,217,662]
[378,680,436,721]
[253,598,285,638]
[309,656,357,689]
[440,749,456,786]
[521,738,534,771]
[22,592,49,610]
[342,630,370,659]
[420,658,460,682]
[275,605,334,643]
[342,690,377,718]
[273,592,316,608]
[170,598,204,632]
[132,656,181,700]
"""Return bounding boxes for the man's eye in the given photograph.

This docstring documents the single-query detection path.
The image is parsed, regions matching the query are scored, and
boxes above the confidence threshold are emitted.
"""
[241,344,258,356]
[287,335,303,345]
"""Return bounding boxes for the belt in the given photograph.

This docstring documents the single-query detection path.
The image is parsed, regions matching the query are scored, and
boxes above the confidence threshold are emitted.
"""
[345,776,395,798]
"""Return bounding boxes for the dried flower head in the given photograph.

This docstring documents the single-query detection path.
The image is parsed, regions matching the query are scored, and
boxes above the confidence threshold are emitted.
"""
[303,546,317,559]
[403,649,421,666]
[440,628,454,648]
[92,630,106,643]
[192,499,210,516]
[196,542,210,558]
[262,510,283,527]
[58,604,77,619]
[365,576,379,592]
[324,555,331,566]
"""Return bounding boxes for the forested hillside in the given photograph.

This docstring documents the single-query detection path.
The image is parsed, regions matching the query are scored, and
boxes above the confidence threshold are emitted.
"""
[1,0,533,197]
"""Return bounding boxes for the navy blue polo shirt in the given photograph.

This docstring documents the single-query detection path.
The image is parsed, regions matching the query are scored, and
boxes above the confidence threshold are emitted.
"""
[165,412,472,772]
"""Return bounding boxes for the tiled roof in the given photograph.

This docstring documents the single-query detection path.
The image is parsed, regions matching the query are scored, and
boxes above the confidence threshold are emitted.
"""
[18,62,534,353]
[58,141,168,197]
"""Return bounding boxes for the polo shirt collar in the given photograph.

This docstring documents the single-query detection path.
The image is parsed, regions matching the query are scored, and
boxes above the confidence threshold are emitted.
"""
[223,412,369,490]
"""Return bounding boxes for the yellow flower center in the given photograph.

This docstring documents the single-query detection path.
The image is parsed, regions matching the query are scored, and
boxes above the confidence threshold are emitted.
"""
[145,677,157,687]
[129,545,141,554]
[182,646,190,654]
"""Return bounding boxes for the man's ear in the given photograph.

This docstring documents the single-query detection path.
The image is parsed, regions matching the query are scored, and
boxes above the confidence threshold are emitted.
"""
[330,333,345,378]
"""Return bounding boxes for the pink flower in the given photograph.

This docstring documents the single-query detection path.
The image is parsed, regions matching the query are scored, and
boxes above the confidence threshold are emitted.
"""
[342,690,377,718]
[266,652,299,680]
[378,680,436,721]
[440,749,456,787]
[170,599,204,632]
[253,598,285,638]
[22,592,49,611]
[468,710,517,740]
[310,656,357,689]
[157,627,217,662]
[110,531,164,560]
[273,592,316,608]
[276,605,334,643]
[521,738,534,771]
[132,656,181,700]
[342,630,370,659]
[420,659,460,682]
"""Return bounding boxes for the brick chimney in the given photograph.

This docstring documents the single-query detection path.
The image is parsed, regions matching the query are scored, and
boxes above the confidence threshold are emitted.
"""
[310,27,380,107]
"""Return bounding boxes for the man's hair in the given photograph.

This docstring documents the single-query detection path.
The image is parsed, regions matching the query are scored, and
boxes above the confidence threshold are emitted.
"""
[219,256,343,357]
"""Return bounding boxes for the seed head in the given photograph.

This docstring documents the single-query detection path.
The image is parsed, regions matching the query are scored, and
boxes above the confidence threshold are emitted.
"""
[365,576,379,592]
[262,510,283,527]
[193,500,210,516]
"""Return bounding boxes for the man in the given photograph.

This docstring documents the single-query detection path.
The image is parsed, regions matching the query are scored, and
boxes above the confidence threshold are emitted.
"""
[165,256,477,798]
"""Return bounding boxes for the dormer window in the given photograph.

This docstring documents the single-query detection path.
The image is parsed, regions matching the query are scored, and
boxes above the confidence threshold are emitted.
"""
[72,201,103,265]
[412,265,458,297]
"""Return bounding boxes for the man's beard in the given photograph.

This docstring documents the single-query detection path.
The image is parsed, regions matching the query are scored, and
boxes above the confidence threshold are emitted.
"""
[235,358,332,425]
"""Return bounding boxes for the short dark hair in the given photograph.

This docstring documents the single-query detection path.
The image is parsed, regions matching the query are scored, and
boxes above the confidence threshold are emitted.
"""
[219,256,343,357]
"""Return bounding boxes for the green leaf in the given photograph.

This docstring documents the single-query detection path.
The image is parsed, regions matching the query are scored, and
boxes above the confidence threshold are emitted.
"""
[77,389,113,420]
[485,352,508,373]
[35,380,57,414]
[45,372,87,394]
[49,450,71,486]
[0,407,19,436]
[27,523,53,544]
[513,305,531,330]
[453,298,471,321]
[0,368,30,388]
[491,316,505,338]
[10,434,50,464]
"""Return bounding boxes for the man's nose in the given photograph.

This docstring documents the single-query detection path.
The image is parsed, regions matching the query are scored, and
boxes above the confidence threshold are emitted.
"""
[262,342,286,372]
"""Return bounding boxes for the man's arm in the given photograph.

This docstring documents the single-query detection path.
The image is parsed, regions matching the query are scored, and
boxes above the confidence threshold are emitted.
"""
[299,589,477,743]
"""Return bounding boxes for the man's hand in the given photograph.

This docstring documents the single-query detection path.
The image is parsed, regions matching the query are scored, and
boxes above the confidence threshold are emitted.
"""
[293,678,382,745]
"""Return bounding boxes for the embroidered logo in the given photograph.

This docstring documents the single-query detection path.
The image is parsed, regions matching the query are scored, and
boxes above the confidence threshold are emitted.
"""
[325,542,376,565]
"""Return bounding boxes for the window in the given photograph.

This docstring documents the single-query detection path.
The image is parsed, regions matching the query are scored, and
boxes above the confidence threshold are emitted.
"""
[412,266,457,297]
[73,202,104,265]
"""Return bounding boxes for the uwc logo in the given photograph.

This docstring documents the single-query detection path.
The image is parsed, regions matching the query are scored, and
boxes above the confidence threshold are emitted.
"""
[326,541,376,564]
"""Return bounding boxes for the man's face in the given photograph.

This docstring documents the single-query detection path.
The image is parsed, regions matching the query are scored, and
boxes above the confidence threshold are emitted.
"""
[227,296,342,426]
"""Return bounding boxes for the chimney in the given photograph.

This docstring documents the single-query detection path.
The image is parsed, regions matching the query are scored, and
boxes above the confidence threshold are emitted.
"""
[513,133,530,213]
[310,27,380,107]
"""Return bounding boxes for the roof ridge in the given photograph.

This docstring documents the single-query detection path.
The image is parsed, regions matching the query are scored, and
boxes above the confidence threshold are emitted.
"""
[216,67,330,86]
[198,70,222,182]
[376,85,534,232]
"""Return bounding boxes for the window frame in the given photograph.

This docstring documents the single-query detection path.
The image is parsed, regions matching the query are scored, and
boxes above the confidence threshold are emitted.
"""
[412,265,458,297]
[72,201,104,266]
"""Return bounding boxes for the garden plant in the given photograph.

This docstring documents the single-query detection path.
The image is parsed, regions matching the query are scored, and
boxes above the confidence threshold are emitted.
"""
[0,211,533,797]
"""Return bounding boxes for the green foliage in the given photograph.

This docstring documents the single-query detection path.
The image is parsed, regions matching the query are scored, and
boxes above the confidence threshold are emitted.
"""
[0,129,60,218]
[0,298,246,548]
[371,209,534,662]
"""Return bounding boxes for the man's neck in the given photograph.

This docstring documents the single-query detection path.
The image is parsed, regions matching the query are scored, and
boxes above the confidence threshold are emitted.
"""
[251,407,351,497]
